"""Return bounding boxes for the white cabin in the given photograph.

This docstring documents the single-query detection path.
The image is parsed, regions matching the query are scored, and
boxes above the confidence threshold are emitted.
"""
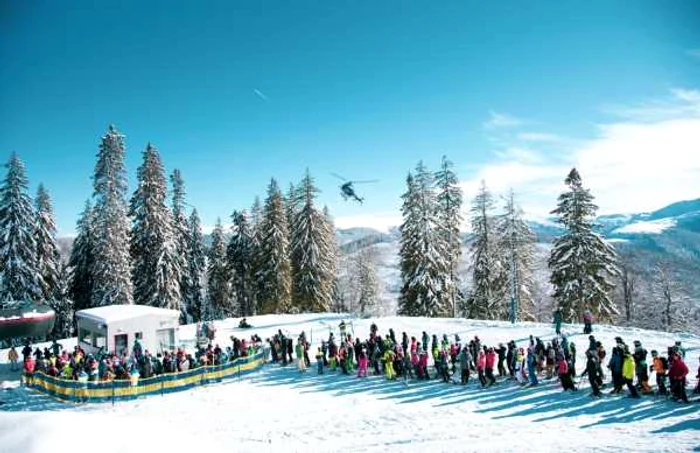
[75,305,180,356]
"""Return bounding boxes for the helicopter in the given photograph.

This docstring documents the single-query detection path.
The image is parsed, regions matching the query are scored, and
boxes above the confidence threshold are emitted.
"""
[332,173,378,204]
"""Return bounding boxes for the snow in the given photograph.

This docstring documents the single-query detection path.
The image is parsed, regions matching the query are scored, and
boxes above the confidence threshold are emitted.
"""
[613,218,677,234]
[75,304,181,323]
[1,313,699,453]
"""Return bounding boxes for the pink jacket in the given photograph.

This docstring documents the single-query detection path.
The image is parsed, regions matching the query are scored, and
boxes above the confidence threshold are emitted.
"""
[358,355,369,370]
[485,351,496,369]
[477,352,486,371]
[557,358,568,375]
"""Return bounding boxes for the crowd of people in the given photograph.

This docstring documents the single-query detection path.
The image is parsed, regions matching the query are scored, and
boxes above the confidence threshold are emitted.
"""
[5,318,699,404]
[9,333,264,383]
[270,320,699,404]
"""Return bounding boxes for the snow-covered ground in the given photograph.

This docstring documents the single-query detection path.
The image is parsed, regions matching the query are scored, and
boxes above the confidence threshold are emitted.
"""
[613,217,677,234]
[1,314,699,453]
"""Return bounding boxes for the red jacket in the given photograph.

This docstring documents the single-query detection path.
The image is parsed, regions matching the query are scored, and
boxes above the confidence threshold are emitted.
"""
[485,351,497,369]
[557,358,568,375]
[668,358,688,380]
[477,352,486,371]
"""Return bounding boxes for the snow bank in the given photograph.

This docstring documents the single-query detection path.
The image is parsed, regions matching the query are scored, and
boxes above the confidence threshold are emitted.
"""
[613,218,677,234]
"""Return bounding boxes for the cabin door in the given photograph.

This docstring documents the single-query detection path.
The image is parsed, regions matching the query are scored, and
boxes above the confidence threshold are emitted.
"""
[115,334,128,356]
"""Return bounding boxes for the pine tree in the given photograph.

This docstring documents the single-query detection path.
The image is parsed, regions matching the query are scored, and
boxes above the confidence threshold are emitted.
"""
[434,155,462,317]
[129,144,181,310]
[290,171,334,312]
[548,168,619,323]
[0,153,41,301]
[68,200,95,312]
[322,205,339,313]
[91,125,133,306]
[496,190,536,322]
[398,163,449,317]
[52,261,74,339]
[35,184,62,302]
[227,210,255,316]
[467,181,506,320]
[170,169,191,322]
[185,209,205,321]
[248,196,263,313]
[206,219,231,319]
[257,179,292,314]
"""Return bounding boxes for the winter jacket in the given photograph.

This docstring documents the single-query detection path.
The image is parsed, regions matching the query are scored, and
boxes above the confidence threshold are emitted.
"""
[459,349,472,371]
[622,356,636,380]
[485,351,496,369]
[556,358,568,375]
[668,358,689,380]
[477,352,486,371]
[7,349,18,362]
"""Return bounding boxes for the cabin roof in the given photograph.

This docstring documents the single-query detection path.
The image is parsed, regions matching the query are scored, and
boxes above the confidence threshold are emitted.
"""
[76,305,180,324]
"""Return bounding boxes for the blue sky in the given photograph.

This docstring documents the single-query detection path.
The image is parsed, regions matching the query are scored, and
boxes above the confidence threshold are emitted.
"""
[2,1,700,235]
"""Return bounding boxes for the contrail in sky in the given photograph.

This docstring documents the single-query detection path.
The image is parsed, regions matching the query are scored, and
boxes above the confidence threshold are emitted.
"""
[253,89,269,101]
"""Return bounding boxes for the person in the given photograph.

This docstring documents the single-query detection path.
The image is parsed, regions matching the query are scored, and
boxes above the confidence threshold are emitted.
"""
[357,350,369,378]
[238,318,251,328]
[622,348,639,398]
[582,310,593,334]
[582,350,602,397]
[668,351,689,403]
[295,340,306,372]
[557,355,576,391]
[650,350,668,396]
[553,309,562,336]
[315,348,324,375]
[8,346,19,372]
[339,320,347,338]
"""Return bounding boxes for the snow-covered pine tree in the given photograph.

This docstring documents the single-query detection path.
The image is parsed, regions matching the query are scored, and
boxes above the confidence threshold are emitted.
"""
[185,209,206,321]
[548,168,619,323]
[467,181,506,320]
[68,200,95,313]
[398,162,449,317]
[206,219,231,319]
[290,171,334,312]
[248,196,263,313]
[52,261,74,339]
[170,169,191,322]
[496,190,536,322]
[129,144,181,311]
[434,155,462,317]
[257,179,292,314]
[91,125,133,306]
[0,153,41,302]
[227,210,255,316]
[35,184,62,302]
[322,205,340,313]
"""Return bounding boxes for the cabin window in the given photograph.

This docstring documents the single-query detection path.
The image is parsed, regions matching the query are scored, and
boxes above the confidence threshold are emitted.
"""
[79,328,92,345]
[93,333,106,349]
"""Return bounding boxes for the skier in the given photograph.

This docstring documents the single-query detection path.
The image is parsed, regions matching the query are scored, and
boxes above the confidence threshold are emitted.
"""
[7,347,19,372]
[650,350,668,396]
[557,355,576,391]
[622,348,640,398]
[582,310,593,334]
[553,309,562,335]
[315,348,324,374]
[458,347,472,385]
[339,320,347,338]
[496,343,507,377]
[514,348,527,386]
[582,350,602,397]
[485,347,497,386]
[477,348,487,387]
[295,340,306,372]
[526,347,538,386]
[357,350,369,378]
[608,346,624,394]
[633,340,652,394]
[668,351,689,403]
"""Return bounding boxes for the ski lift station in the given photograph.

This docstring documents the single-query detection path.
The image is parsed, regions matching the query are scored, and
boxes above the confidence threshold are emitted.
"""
[75,305,180,356]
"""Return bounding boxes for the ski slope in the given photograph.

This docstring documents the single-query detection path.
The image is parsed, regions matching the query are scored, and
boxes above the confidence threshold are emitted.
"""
[1,314,699,453]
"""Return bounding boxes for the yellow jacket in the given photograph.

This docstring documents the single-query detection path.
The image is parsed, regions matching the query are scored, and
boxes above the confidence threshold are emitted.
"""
[622,355,635,380]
